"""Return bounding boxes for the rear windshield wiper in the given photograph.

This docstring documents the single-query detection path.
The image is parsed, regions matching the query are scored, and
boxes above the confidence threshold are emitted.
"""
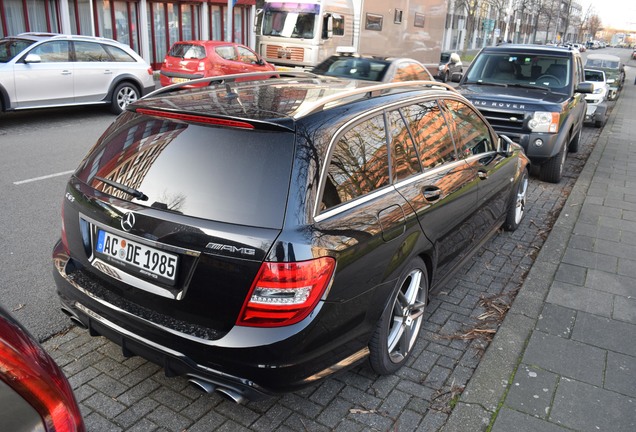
[95,176,148,201]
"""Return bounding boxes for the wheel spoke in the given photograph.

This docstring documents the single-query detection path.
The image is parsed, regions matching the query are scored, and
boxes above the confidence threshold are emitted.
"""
[408,300,426,321]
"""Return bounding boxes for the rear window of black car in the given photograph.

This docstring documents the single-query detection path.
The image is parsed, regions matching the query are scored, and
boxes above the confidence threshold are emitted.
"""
[75,115,295,229]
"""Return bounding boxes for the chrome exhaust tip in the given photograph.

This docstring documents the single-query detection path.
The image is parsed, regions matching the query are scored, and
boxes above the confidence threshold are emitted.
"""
[188,378,216,394]
[215,387,248,405]
[61,307,87,329]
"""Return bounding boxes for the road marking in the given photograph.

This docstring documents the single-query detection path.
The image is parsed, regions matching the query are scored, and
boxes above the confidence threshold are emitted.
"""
[13,170,75,185]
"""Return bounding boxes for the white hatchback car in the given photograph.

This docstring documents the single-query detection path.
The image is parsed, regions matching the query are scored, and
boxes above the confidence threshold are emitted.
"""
[0,32,155,114]
[583,68,609,128]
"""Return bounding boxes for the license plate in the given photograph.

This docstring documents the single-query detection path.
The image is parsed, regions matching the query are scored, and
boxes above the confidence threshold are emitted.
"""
[95,230,178,284]
[172,77,190,84]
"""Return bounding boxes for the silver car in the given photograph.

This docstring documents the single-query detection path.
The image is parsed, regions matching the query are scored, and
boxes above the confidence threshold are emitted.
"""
[0,32,155,114]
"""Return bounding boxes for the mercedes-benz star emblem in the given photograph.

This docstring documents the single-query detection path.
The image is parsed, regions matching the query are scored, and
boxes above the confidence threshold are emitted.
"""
[121,212,135,232]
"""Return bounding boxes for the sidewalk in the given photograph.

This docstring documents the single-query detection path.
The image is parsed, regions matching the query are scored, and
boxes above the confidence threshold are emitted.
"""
[443,74,636,430]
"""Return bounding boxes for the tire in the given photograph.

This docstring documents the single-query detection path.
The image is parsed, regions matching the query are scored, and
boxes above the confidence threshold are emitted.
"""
[110,82,140,114]
[369,257,428,375]
[568,126,581,153]
[595,118,604,128]
[504,168,529,231]
[539,141,567,183]
[442,71,449,83]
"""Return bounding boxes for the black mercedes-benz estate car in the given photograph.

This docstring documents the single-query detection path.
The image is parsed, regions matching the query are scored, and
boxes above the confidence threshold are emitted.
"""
[52,72,530,402]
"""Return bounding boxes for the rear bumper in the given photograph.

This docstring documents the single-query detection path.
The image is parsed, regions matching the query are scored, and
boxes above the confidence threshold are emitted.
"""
[52,241,371,400]
[584,103,606,123]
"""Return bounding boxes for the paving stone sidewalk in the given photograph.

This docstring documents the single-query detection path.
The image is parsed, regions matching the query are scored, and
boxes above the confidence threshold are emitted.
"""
[443,67,636,431]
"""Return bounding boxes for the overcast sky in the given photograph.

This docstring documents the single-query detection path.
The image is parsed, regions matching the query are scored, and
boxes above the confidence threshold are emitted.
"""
[579,0,636,30]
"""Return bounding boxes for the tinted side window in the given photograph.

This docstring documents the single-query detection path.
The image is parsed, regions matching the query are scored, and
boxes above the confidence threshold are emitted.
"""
[216,46,237,61]
[104,45,136,62]
[322,115,389,210]
[333,16,345,36]
[74,41,110,62]
[29,41,69,62]
[443,100,494,157]
[237,46,258,64]
[400,101,457,169]
[386,109,421,181]
[575,56,584,85]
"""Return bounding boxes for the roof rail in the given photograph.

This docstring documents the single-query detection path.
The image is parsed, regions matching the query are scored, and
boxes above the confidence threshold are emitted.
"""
[292,79,458,119]
[146,70,319,98]
[17,32,60,37]
[145,72,458,119]
[15,32,119,44]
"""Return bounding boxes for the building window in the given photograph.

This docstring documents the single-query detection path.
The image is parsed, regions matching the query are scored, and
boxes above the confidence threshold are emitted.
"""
[394,9,403,24]
[2,0,61,36]
[69,0,92,35]
[365,13,382,31]
[210,5,223,40]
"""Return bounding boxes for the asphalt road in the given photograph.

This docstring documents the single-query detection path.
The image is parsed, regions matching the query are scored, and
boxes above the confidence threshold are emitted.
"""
[0,105,116,340]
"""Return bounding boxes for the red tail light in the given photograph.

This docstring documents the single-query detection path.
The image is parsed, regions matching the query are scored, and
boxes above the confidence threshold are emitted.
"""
[0,317,85,432]
[147,67,154,76]
[237,257,336,327]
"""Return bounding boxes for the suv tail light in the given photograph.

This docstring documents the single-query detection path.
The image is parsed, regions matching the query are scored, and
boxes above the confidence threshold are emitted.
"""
[0,318,85,432]
[237,257,336,327]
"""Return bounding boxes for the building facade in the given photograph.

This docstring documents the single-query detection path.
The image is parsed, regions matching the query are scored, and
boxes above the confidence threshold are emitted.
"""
[0,0,256,69]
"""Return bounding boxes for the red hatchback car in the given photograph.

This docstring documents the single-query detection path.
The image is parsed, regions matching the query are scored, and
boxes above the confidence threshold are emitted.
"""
[159,40,276,87]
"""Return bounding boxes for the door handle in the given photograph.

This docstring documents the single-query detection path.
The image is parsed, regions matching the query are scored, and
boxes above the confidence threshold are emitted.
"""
[61,70,71,75]
[104,70,113,75]
[422,187,441,201]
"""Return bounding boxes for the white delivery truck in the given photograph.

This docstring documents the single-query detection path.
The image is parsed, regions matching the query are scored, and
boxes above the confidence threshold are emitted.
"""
[255,0,447,70]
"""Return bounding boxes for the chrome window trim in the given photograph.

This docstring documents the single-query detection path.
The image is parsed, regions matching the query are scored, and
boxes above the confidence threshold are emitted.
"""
[313,94,463,220]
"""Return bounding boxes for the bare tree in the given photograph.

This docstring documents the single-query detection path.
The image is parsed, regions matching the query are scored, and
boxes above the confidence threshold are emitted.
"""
[454,0,484,53]
[587,14,602,40]
[577,4,594,41]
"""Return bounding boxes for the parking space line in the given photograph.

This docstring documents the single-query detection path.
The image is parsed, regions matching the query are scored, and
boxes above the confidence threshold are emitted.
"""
[13,170,75,185]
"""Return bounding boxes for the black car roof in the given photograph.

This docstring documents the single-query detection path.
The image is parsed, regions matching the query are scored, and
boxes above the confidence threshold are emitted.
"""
[131,72,457,130]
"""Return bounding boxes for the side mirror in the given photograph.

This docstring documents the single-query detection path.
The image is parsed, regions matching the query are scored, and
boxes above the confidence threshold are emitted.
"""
[256,58,265,66]
[606,78,615,84]
[323,14,333,39]
[576,81,594,94]
[24,53,41,64]
[497,135,515,158]
[253,8,263,32]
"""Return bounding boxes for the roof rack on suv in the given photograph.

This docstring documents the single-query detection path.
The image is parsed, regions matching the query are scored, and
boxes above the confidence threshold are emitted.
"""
[16,32,118,44]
